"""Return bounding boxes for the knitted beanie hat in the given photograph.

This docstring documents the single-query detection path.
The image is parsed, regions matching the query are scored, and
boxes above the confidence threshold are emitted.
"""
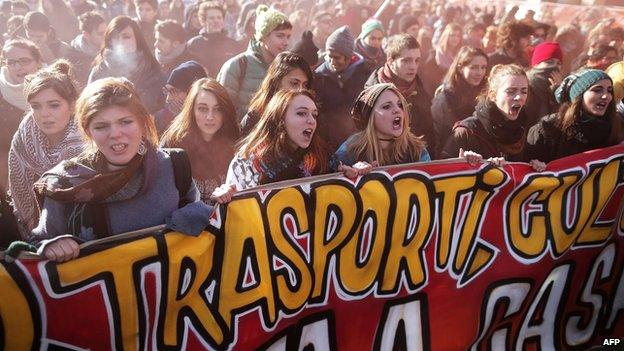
[555,69,612,104]
[291,31,319,66]
[167,61,207,92]
[254,5,288,42]
[351,83,398,130]
[606,61,624,102]
[359,18,384,40]
[399,15,419,34]
[326,25,355,58]
[531,41,563,67]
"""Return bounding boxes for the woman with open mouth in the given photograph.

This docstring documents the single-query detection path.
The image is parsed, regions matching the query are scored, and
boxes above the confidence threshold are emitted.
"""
[8,59,83,238]
[212,89,372,202]
[442,64,532,162]
[30,77,213,263]
[526,69,623,163]
[334,83,430,167]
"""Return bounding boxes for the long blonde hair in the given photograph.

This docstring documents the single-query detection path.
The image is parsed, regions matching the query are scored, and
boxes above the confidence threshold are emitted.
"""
[347,85,426,166]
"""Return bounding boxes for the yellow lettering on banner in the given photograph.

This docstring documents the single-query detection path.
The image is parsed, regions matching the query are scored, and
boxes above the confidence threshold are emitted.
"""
[55,236,159,351]
[507,175,559,258]
[547,172,587,253]
[339,179,390,294]
[311,184,357,299]
[576,159,621,245]
[433,173,480,269]
[381,177,432,292]
[219,197,276,329]
[466,247,493,277]
[453,168,505,275]
[162,231,224,346]
[266,188,312,312]
[0,264,33,350]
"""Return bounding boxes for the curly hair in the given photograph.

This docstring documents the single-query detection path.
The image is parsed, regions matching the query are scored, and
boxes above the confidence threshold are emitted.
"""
[495,20,533,53]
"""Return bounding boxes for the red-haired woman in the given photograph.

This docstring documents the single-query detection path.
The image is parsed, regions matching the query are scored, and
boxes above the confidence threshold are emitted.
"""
[219,89,371,196]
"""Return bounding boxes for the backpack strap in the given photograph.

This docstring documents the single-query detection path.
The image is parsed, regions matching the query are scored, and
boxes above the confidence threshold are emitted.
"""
[163,148,193,208]
[237,54,248,90]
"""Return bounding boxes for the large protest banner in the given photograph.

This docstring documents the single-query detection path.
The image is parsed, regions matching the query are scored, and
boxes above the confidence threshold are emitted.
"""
[1,145,623,350]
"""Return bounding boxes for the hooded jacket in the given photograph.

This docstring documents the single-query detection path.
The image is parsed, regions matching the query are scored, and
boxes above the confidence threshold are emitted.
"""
[217,39,270,121]
[313,53,372,149]
[524,65,560,128]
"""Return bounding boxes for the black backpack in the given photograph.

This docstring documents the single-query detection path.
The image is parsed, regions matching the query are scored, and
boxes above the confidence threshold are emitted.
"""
[0,189,20,249]
[163,148,193,208]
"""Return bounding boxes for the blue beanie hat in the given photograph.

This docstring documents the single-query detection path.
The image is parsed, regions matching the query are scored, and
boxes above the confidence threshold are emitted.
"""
[358,19,384,40]
[555,69,612,103]
[167,61,207,92]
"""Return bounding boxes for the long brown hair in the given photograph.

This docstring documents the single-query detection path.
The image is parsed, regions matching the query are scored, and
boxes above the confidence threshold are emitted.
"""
[557,96,622,144]
[443,45,488,92]
[92,16,159,71]
[160,78,240,146]
[437,23,462,54]
[237,89,328,175]
[347,85,426,166]
[247,52,313,119]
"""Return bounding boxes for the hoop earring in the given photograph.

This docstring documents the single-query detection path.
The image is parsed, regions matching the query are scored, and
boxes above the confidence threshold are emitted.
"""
[138,137,147,155]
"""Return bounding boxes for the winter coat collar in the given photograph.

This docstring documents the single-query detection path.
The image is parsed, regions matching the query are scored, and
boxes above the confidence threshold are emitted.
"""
[316,52,365,82]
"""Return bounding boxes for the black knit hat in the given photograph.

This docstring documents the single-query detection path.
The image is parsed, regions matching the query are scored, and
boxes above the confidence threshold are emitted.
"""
[351,83,397,130]
[291,31,319,66]
[166,61,207,92]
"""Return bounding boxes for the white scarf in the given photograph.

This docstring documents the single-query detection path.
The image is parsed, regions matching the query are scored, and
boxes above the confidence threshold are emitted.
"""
[0,66,28,111]
[8,113,84,237]
[155,44,186,66]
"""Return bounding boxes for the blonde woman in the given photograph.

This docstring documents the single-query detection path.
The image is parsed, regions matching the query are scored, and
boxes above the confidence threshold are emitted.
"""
[335,83,430,166]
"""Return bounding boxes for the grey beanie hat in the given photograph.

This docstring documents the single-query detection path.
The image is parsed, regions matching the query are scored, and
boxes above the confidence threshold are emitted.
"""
[326,25,355,58]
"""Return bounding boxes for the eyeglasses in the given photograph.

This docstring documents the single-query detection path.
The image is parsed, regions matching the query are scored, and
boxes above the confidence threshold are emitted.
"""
[4,57,34,67]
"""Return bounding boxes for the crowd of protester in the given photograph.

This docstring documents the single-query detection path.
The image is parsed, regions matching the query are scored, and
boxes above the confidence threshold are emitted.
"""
[0,0,623,262]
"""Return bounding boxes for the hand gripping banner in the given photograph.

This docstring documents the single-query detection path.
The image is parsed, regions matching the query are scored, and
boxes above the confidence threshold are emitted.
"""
[1,145,623,350]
